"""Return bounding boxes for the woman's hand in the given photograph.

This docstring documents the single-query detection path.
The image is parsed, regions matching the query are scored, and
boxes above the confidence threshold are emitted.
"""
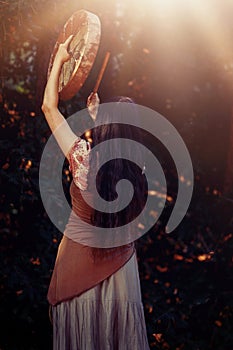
[54,35,74,65]
[87,92,100,121]
[41,35,74,130]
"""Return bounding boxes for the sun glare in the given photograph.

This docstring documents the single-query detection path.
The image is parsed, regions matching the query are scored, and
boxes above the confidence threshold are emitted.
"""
[139,0,232,57]
[140,0,233,86]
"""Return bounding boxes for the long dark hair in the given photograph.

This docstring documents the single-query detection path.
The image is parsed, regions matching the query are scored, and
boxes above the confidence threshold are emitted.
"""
[87,97,147,260]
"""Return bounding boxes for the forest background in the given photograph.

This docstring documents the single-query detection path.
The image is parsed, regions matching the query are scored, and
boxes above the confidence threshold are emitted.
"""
[0,0,232,349]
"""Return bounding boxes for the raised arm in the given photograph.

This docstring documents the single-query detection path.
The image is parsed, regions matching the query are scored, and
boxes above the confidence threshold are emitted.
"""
[41,35,78,158]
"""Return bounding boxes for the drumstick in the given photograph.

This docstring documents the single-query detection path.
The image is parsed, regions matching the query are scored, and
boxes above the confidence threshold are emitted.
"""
[93,51,111,93]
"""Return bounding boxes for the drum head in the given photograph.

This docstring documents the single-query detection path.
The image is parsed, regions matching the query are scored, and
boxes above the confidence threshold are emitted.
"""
[48,10,101,100]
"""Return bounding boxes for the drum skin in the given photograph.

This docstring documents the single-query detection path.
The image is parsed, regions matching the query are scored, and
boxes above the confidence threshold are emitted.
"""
[48,10,101,100]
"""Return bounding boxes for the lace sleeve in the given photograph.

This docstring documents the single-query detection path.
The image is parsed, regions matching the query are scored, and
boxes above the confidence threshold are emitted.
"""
[67,137,90,191]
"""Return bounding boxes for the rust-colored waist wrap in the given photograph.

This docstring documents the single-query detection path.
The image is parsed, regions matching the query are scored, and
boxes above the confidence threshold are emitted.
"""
[47,180,134,306]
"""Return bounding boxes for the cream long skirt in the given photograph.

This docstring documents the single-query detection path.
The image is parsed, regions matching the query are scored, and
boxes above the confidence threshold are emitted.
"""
[52,252,150,350]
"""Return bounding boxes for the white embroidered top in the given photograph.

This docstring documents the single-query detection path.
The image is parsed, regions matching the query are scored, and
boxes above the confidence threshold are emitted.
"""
[68,137,90,191]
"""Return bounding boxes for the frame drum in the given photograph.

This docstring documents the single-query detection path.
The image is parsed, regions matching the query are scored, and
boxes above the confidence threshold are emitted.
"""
[48,10,101,100]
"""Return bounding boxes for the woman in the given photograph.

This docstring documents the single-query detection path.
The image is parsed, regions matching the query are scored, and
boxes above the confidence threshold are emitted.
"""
[42,35,150,350]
